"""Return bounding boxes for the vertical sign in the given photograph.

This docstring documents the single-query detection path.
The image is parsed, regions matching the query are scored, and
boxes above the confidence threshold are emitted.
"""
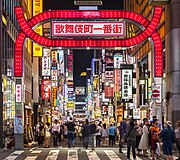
[52,87,57,107]
[33,0,43,56]
[122,69,133,100]
[108,105,114,117]
[114,55,123,68]
[41,79,50,100]
[15,84,22,102]
[42,49,51,76]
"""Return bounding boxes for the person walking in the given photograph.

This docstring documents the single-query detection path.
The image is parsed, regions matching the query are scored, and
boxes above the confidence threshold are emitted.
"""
[44,122,51,148]
[36,120,44,145]
[119,120,127,153]
[160,121,175,160]
[136,123,142,155]
[109,124,116,146]
[175,120,180,160]
[101,123,108,146]
[65,117,76,148]
[52,119,60,146]
[138,118,149,157]
[82,119,90,149]
[126,120,138,160]
[150,118,161,160]
[89,119,97,151]
[96,122,102,147]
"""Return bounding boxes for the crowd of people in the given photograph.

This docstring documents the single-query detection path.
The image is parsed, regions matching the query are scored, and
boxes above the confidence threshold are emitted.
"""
[35,116,180,160]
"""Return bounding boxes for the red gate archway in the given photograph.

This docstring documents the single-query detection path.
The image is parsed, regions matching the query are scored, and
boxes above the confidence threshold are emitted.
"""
[14,6,163,77]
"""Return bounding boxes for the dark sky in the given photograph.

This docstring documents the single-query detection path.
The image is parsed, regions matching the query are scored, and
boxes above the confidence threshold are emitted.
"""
[43,0,123,10]
[73,50,93,86]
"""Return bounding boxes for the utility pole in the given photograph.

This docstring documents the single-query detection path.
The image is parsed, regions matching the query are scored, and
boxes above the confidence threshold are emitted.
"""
[0,0,4,148]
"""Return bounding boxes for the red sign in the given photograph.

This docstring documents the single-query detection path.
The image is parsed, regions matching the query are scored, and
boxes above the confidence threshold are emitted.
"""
[152,89,160,98]
[104,86,114,98]
[52,22,125,37]
[42,79,50,100]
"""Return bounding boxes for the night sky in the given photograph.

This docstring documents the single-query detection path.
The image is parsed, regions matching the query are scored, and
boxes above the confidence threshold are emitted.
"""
[43,0,123,86]
[43,0,123,10]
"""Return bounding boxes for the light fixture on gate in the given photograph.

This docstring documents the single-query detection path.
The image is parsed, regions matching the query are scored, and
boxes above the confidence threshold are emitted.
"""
[74,0,103,6]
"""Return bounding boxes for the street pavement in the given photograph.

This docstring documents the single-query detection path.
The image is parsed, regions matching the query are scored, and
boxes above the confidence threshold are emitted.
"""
[0,146,179,160]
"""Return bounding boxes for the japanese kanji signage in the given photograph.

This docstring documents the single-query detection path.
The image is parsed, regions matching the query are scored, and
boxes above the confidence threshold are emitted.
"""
[42,49,51,76]
[52,87,57,107]
[52,22,125,37]
[16,84,22,102]
[42,79,50,100]
[122,69,133,100]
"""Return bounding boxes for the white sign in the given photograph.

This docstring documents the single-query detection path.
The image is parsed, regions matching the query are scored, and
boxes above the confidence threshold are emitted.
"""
[114,55,123,68]
[105,71,114,83]
[108,105,114,117]
[16,84,22,102]
[51,70,58,81]
[52,22,125,36]
[42,49,51,76]
[122,69,133,99]
[133,109,141,119]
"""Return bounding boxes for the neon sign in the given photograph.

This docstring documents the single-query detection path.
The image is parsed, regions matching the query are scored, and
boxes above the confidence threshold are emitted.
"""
[14,6,163,77]
[52,22,125,36]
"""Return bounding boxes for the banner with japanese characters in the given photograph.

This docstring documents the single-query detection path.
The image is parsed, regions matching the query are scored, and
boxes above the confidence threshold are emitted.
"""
[121,69,133,100]
[42,49,51,76]
[52,22,125,37]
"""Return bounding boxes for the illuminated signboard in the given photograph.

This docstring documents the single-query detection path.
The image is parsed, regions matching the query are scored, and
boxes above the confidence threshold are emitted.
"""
[14,7,163,77]
[52,22,125,37]
[52,87,57,107]
[16,84,22,102]
[114,55,123,69]
[42,79,51,100]
[122,69,133,100]
[33,0,43,56]
[51,70,58,81]
[42,49,51,76]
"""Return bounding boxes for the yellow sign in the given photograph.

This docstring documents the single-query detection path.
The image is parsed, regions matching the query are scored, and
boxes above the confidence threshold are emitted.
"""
[33,0,43,57]
[52,88,57,107]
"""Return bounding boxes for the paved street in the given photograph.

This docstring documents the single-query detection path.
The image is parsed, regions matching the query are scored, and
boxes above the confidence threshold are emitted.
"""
[0,147,179,160]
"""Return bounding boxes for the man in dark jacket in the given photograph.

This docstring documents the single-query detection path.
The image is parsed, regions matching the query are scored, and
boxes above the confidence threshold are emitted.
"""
[89,119,97,151]
[82,119,90,149]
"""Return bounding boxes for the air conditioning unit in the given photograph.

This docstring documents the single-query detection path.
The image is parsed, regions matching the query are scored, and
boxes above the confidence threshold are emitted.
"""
[149,0,170,5]
[74,0,103,6]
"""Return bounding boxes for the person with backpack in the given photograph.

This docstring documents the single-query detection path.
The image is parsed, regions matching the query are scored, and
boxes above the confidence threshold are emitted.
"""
[126,120,138,160]
[160,121,175,160]
[108,124,116,146]
[82,119,90,149]
[175,120,180,160]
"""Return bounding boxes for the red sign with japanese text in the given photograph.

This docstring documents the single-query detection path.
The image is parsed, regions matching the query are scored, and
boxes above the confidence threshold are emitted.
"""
[52,22,125,37]
[42,79,51,100]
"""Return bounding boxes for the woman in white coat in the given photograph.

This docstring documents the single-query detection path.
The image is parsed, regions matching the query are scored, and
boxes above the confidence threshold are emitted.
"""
[138,118,149,157]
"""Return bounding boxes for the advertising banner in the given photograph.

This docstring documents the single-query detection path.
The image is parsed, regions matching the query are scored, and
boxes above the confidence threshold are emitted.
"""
[114,70,121,92]
[42,49,51,76]
[114,55,123,69]
[33,0,43,56]
[52,21,125,37]
[51,70,58,81]
[104,86,114,98]
[122,69,133,100]
[105,51,114,70]
[15,84,22,103]
[102,104,108,115]
[58,50,64,74]
[105,71,114,83]
[75,87,85,95]
[52,87,57,107]
[108,105,114,117]
[42,79,50,100]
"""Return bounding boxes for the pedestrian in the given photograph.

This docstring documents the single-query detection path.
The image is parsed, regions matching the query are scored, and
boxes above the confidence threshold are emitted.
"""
[96,121,102,146]
[138,118,149,157]
[36,120,44,145]
[52,119,60,146]
[65,117,76,148]
[160,121,175,160]
[126,120,138,160]
[136,123,143,155]
[150,118,161,160]
[82,119,90,149]
[89,119,97,151]
[101,123,108,146]
[175,120,180,160]
[78,124,82,141]
[119,120,127,153]
[108,124,116,146]
[44,122,51,148]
